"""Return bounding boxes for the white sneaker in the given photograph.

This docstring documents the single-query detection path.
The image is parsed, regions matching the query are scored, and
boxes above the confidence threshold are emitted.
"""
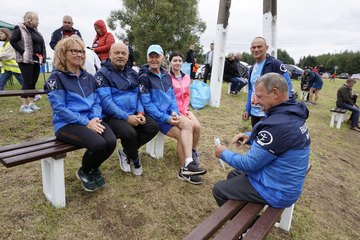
[130,159,143,176]
[19,105,34,114]
[117,149,131,173]
[28,103,41,111]
[34,94,42,102]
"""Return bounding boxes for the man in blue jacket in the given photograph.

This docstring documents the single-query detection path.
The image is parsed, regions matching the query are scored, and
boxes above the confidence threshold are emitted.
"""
[213,73,310,208]
[95,42,159,176]
[49,16,82,50]
[243,37,294,126]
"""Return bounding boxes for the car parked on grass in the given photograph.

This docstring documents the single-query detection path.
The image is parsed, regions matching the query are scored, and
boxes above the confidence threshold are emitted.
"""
[338,73,349,79]
[284,64,304,80]
[195,64,205,79]
[351,73,360,79]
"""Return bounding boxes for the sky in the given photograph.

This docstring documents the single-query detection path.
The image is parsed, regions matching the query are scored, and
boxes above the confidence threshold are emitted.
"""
[1,0,359,63]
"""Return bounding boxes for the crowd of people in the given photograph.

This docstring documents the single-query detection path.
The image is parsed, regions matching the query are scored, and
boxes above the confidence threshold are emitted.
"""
[5,11,360,212]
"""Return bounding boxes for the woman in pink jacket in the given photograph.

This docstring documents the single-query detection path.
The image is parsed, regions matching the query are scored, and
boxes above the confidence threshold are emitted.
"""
[169,51,201,166]
[91,19,115,62]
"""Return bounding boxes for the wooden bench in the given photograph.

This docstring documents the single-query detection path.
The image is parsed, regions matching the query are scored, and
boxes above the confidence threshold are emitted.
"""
[330,108,348,129]
[0,137,80,208]
[184,165,312,240]
[0,89,47,97]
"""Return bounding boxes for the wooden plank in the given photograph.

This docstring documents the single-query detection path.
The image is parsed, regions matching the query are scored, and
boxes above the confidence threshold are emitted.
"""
[183,200,246,240]
[213,202,264,240]
[0,137,56,153]
[243,206,284,240]
[0,140,66,159]
[0,89,47,97]
[1,144,79,167]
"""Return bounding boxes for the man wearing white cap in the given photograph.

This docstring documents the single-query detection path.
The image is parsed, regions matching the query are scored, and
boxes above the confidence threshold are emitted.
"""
[139,44,207,185]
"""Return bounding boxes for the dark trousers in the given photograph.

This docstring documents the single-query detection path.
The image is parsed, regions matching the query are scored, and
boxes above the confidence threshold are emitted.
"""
[229,77,248,92]
[213,170,267,207]
[106,115,159,160]
[55,122,117,173]
[18,62,40,98]
[203,64,211,83]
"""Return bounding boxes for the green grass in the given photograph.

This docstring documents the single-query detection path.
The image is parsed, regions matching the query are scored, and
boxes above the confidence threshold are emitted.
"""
[0,76,359,239]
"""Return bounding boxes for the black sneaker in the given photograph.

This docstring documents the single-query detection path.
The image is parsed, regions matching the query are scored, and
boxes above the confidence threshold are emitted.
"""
[76,167,97,192]
[181,161,206,175]
[350,126,360,132]
[91,168,105,188]
[178,171,203,185]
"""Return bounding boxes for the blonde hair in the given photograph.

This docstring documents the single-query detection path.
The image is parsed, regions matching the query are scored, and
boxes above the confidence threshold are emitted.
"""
[54,35,85,72]
[23,11,38,27]
[226,52,235,60]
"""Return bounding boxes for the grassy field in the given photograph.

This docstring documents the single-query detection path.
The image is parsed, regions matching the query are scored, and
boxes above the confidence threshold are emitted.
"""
[0,75,359,239]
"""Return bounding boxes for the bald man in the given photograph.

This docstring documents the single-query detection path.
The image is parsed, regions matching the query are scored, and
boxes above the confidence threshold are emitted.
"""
[50,15,82,50]
[95,42,159,176]
[243,37,294,127]
[213,72,310,208]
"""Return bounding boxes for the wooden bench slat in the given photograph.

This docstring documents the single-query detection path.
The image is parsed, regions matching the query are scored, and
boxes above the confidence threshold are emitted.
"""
[183,200,246,240]
[330,108,347,113]
[212,202,264,240]
[0,140,66,159]
[0,137,56,153]
[1,144,79,167]
[0,89,47,97]
[243,206,284,240]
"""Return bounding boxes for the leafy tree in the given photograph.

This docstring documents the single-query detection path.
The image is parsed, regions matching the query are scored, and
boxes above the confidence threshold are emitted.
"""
[107,0,206,64]
[241,52,255,65]
[277,49,295,64]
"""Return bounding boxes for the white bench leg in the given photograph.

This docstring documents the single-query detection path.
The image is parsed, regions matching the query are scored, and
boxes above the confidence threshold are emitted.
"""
[227,83,232,94]
[330,112,336,127]
[146,132,165,159]
[336,113,345,129]
[301,91,309,101]
[275,204,294,232]
[41,157,66,208]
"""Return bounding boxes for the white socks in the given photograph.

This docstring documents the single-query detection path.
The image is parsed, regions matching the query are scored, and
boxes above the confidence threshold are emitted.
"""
[184,157,193,167]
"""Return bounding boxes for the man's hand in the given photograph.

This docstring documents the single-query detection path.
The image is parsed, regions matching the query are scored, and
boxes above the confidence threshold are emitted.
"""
[169,112,180,126]
[242,111,249,121]
[136,113,146,125]
[215,145,227,158]
[231,133,250,146]
[127,115,142,126]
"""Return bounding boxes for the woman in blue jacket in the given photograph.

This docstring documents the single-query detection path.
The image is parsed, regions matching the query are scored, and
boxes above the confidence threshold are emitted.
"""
[45,36,116,192]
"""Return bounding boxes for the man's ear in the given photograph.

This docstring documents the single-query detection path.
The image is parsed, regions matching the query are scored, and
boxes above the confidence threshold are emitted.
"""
[272,88,280,98]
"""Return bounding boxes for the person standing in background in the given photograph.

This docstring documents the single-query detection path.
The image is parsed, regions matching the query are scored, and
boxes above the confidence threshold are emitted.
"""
[203,42,214,84]
[185,44,195,80]
[91,20,115,62]
[0,28,24,90]
[49,15,82,50]
[124,39,135,68]
[10,11,46,113]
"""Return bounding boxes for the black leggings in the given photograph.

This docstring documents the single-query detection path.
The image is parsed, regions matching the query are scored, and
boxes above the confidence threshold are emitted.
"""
[18,62,40,98]
[106,115,159,160]
[55,122,116,172]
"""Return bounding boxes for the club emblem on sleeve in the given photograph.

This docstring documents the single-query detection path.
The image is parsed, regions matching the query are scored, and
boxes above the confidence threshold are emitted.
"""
[139,83,145,93]
[46,78,57,91]
[95,76,104,87]
[256,130,273,146]
[280,64,287,73]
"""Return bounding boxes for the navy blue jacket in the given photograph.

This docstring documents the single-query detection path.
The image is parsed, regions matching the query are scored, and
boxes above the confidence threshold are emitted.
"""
[221,99,310,208]
[95,61,143,120]
[45,69,102,133]
[245,54,293,114]
[49,27,82,50]
[138,65,179,123]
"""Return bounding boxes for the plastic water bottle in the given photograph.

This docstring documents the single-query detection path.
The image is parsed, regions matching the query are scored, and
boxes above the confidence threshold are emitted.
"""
[214,137,226,170]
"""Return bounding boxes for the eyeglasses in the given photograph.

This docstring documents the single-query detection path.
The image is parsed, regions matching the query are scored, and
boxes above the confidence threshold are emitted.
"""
[63,21,72,24]
[67,49,85,55]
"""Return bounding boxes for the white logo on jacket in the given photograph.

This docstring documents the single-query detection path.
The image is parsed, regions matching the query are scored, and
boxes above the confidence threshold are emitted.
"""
[256,130,273,146]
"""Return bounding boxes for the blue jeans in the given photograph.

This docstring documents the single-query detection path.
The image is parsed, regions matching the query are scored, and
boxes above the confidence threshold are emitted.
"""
[0,71,24,90]
[337,103,360,127]
[230,77,247,92]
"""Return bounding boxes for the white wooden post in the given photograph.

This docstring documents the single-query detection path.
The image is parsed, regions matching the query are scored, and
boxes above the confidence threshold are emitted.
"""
[209,0,231,107]
[41,156,66,208]
[263,0,277,57]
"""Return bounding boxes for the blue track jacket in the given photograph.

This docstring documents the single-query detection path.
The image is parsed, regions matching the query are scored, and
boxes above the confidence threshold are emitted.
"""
[138,65,179,123]
[245,54,293,114]
[45,69,102,133]
[220,99,310,208]
[95,61,143,120]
